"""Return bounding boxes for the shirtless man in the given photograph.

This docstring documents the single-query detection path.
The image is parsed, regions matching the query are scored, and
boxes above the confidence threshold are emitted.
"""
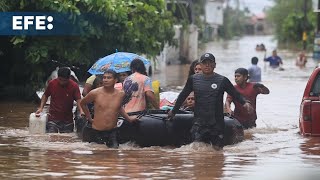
[80,69,137,148]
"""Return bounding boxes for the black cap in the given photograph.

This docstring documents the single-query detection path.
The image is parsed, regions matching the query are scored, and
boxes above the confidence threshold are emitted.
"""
[199,53,215,63]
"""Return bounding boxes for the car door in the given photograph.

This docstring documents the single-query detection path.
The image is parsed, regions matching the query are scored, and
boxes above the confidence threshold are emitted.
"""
[310,72,320,135]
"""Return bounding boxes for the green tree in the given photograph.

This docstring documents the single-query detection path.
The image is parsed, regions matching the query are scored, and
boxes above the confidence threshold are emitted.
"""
[220,5,247,39]
[267,0,316,49]
[0,0,175,95]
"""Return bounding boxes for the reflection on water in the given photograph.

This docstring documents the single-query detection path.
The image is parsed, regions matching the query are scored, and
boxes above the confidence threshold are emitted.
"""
[1,36,320,179]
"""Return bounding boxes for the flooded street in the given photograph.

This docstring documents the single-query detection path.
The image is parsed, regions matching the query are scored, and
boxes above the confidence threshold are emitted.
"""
[1,35,320,179]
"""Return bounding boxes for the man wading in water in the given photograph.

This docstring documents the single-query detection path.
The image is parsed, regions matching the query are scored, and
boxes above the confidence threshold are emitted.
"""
[36,67,83,133]
[168,53,253,150]
[80,70,138,148]
[225,68,270,129]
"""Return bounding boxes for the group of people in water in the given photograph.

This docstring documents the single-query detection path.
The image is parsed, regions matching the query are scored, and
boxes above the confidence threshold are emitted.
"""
[36,59,159,148]
[256,43,308,69]
[35,46,308,150]
[167,53,272,149]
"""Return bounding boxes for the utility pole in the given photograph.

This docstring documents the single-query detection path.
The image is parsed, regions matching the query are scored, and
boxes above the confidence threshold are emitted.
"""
[189,0,194,24]
[303,0,307,50]
[318,0,320,32]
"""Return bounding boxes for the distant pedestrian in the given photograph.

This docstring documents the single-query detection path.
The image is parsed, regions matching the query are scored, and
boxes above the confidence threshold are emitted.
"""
[264,49,283,69]
[248,57,261,82]
[296,51,307,69]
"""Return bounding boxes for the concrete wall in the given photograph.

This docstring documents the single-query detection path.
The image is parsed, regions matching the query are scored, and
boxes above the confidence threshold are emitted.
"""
[187,24,199,62]
[152,24,199,73]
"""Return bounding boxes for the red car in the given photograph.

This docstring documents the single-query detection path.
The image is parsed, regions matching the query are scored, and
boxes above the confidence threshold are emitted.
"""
[299,67,320,136]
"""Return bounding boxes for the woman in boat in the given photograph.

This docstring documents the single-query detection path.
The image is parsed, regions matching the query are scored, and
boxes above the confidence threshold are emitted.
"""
[188,59,202,76]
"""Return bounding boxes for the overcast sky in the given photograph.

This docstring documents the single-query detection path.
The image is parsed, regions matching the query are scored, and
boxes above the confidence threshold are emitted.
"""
[230,0,274,15]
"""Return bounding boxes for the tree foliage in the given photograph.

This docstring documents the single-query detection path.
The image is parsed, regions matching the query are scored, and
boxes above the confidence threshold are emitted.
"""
[1,0,175,90]
[219,6,247,39]
[267,0,316,48]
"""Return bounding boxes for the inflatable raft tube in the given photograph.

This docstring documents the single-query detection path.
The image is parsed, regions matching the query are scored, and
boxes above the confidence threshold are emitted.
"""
[75,110,244,147]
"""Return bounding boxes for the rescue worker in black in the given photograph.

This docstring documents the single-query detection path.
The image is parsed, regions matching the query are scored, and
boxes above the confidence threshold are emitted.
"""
[168,53,253,150]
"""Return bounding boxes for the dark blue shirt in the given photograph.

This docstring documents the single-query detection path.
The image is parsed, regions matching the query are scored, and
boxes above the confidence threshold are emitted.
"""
[265,56,282,68]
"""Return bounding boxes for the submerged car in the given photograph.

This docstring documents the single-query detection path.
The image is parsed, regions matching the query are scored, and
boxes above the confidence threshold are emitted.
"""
[299,67,320,136]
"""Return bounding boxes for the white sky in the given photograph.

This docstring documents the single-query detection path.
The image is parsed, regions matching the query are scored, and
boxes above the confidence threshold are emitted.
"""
[229,0,274,15]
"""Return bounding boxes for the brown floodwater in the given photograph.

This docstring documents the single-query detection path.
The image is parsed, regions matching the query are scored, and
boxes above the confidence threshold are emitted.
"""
[1,35,320,179]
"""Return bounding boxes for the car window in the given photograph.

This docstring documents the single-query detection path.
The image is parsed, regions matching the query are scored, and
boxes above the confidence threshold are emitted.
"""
[310,73,320,96]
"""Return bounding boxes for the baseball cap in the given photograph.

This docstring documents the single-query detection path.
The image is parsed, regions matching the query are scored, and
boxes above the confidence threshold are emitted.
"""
[199,53,215,63]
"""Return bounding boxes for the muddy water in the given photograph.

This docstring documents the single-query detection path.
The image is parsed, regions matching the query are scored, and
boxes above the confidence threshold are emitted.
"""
[1,35,320,179]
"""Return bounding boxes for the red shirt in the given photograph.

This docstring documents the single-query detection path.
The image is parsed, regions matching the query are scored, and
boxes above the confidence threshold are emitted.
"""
[44,79,81,122]
[227,83,259,124]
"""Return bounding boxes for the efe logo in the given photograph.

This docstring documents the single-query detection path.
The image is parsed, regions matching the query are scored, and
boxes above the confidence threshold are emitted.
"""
[12,15,53,30]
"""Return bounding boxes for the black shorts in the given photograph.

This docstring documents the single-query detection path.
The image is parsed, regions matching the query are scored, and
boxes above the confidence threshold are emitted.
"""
[91,128,119,148]
[242,120,256,129]
[46,120,74,133]
[190,123,224,149]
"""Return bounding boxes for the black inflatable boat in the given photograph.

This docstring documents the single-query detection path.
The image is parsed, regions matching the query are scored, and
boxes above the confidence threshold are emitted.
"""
[75,110,244,147]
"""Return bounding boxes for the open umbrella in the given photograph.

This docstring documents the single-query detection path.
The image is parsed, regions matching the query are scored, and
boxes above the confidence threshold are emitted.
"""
[88,52,151,74]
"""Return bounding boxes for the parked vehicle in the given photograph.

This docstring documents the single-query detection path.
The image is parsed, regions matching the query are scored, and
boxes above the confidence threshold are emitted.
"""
[299,67,320,136]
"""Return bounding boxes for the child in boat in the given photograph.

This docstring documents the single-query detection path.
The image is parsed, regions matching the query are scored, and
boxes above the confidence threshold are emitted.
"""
[80,69,138,148]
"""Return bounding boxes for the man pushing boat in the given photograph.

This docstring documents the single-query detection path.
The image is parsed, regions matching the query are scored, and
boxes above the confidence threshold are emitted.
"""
[168,53,253,150]
[80,69,138,148]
